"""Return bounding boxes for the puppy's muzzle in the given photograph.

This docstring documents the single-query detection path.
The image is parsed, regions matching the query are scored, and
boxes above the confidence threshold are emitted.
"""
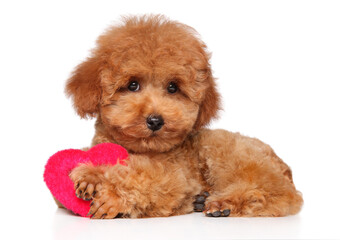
[146,115,164,131]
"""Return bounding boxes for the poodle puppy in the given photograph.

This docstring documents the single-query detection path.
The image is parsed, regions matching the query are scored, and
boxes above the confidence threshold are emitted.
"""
[65,15,303,219]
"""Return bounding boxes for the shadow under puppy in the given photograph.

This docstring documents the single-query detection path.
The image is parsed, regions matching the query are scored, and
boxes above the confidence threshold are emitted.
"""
[64,15,303,219]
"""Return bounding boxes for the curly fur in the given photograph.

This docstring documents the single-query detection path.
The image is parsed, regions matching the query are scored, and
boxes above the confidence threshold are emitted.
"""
[63,15,303,218]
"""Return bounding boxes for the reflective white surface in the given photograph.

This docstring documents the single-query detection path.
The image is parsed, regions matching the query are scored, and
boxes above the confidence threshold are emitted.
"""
[52,210,303,240]
[14,200,339,240]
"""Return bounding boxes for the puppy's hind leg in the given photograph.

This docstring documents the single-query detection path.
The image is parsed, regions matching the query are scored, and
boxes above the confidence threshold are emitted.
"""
[205,180,303,217]
[196,129,303,217]
[203,155,303,217]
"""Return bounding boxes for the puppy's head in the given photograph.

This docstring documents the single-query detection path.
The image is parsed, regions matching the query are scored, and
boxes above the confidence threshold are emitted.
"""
[66,15,220,153]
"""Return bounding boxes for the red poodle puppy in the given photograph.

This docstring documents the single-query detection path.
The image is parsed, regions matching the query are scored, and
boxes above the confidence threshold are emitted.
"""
[64,15,303,218]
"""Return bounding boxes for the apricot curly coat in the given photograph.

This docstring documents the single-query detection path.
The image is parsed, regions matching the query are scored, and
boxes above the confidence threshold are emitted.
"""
[62,15,303,218]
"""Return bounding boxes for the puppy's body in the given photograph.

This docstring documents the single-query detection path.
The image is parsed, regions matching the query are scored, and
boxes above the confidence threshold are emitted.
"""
[66,15,303,218]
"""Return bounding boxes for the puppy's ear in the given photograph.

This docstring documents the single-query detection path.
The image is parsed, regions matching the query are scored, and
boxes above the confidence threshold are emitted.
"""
[65,57,103,118]
[194,69,220,130]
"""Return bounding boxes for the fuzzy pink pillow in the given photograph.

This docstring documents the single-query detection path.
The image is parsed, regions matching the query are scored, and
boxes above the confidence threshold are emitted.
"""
[44,143,128,217]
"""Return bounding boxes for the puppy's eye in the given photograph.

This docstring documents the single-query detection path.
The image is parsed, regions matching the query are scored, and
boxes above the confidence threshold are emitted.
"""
[167,82,178,94]
[128,80,140,92]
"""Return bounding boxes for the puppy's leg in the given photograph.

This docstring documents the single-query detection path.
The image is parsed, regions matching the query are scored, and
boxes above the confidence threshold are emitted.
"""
[197,129,303,217]
[204,168,303,217]
[87,155,200,219]
[69,163,106,201]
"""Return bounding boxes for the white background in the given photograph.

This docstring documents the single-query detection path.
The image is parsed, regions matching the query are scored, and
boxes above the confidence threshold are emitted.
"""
[1,0,339,239]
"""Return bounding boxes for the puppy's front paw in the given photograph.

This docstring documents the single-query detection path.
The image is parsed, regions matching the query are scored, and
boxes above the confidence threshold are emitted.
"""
[88,186,129,219]
[69,164,104,201]
[75,182,102,200]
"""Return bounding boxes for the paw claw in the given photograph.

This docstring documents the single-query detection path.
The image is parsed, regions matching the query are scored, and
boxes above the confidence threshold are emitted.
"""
[222,209,231,217]
[194,203,205,212]
[203,191,210,197]
[195,195,206,204]
[212,211,221,217]
[84,193,91,201]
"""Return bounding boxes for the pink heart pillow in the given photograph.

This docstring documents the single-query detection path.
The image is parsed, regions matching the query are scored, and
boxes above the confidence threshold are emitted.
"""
[44,143,128,217]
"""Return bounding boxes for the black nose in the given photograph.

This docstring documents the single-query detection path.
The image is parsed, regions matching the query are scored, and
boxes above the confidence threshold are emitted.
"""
[146,115,164,131]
